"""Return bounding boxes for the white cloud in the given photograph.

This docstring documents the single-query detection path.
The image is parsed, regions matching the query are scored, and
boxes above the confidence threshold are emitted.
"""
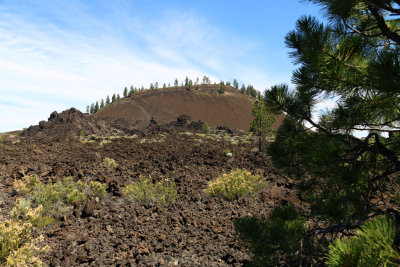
[0,2,285,132]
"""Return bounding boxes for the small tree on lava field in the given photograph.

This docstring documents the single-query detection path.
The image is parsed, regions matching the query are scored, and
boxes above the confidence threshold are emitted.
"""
[250,95,275,153]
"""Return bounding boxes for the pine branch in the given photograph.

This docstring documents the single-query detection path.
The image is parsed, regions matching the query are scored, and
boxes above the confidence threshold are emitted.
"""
[368,4,400,44]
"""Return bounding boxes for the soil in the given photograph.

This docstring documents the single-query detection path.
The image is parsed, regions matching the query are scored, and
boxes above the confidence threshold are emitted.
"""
[93,85,286,131]
[0,116,302,266]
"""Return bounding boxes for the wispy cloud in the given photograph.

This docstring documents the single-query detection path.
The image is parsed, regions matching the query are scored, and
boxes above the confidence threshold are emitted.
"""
[0,1,289,132]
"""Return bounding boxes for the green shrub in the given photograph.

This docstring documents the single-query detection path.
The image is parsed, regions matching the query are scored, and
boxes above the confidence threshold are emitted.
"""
[326,216,400,266]
[204,169,266,201]
[89,181,107,197]
[234,205,307,266]
[1,201,49,266]
[123,176,177,205]
[202,123,210,135]
[204,90,210,96]
[103,157,118,169]
[14,174,105,221]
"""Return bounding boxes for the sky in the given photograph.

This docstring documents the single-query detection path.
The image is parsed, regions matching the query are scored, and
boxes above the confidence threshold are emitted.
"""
[0,0,325,132]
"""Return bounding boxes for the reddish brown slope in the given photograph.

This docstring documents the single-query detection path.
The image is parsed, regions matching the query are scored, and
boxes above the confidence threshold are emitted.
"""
[94,85,285,131]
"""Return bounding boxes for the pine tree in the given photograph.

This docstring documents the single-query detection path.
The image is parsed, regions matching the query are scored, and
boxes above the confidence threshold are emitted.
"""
[233,79,239,89]
[174,78,178,87]
[90,103,94,114]
[246,85,257,98]
[150,83,154,90]
[94,101,99,113]
[100,99,104,108]
[240,84,246,94]
[219,81,226,94]
[117,93,120,100]
[163,83,166,89]
[185,76,189,86]
[250,96,275,153]
[106,95,110,105]
[129,88,134,96]
[112,94,116,103]
[243,0,400,264]
[202,75,208,85]
[154,82,158,89]
[195,77,199,85]
[86,105,90,114]
[123,87,128,97]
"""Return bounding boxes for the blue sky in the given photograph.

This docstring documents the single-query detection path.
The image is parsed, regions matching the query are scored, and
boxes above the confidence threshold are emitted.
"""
[0,0,324,132]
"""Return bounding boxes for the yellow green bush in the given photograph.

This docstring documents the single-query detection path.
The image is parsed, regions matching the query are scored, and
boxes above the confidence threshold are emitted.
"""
[0,201,49,266]
[123,176,177,205]
[103,157,118,169]
[204,169,266,201]
[89,181,107,197]
[14,174,107,221]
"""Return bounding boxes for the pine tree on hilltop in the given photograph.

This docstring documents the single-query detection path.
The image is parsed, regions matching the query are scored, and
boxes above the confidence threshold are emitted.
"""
[174,78,178,87]
[240,84,246,94]
[219,81,226,94]
[100,99,104,108]
[112,94,116,103]
[233,79,238,89]
[94,101,99,113]
[86,105,90,114]
[123,87,128,97]
[106,95,110,105]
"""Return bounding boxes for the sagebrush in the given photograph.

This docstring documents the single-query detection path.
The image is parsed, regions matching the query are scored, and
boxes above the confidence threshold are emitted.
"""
[123,176,177,205]
[204,169,266,201]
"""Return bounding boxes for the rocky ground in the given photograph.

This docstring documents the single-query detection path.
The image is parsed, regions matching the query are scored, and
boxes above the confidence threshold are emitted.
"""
[0,110,303,266]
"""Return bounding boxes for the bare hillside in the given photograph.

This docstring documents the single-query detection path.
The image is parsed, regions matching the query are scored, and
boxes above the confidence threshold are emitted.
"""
[93,85,285,130]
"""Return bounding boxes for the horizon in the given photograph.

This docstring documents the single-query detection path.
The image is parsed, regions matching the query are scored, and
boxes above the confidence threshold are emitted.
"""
[0,0,323,132]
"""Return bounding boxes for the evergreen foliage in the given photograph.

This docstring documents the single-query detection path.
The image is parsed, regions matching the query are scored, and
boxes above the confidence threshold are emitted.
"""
[246,85,258,98]
[94,101,99,113]
[123,87,128,97]
[219,81,226,94]
[235,0,400,265]
[327,216,400,266]
[234,205,307,266]
[250,96,275,153]
[233,79,239,89]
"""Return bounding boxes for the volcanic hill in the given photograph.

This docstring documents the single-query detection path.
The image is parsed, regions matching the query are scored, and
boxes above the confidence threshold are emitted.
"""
[93,85,285,131]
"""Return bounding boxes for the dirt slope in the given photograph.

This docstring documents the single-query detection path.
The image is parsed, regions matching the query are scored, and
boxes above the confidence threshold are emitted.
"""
[93,85,285,131]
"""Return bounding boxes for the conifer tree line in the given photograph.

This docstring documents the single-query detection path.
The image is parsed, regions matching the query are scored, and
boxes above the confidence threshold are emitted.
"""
[86,76,259,114]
